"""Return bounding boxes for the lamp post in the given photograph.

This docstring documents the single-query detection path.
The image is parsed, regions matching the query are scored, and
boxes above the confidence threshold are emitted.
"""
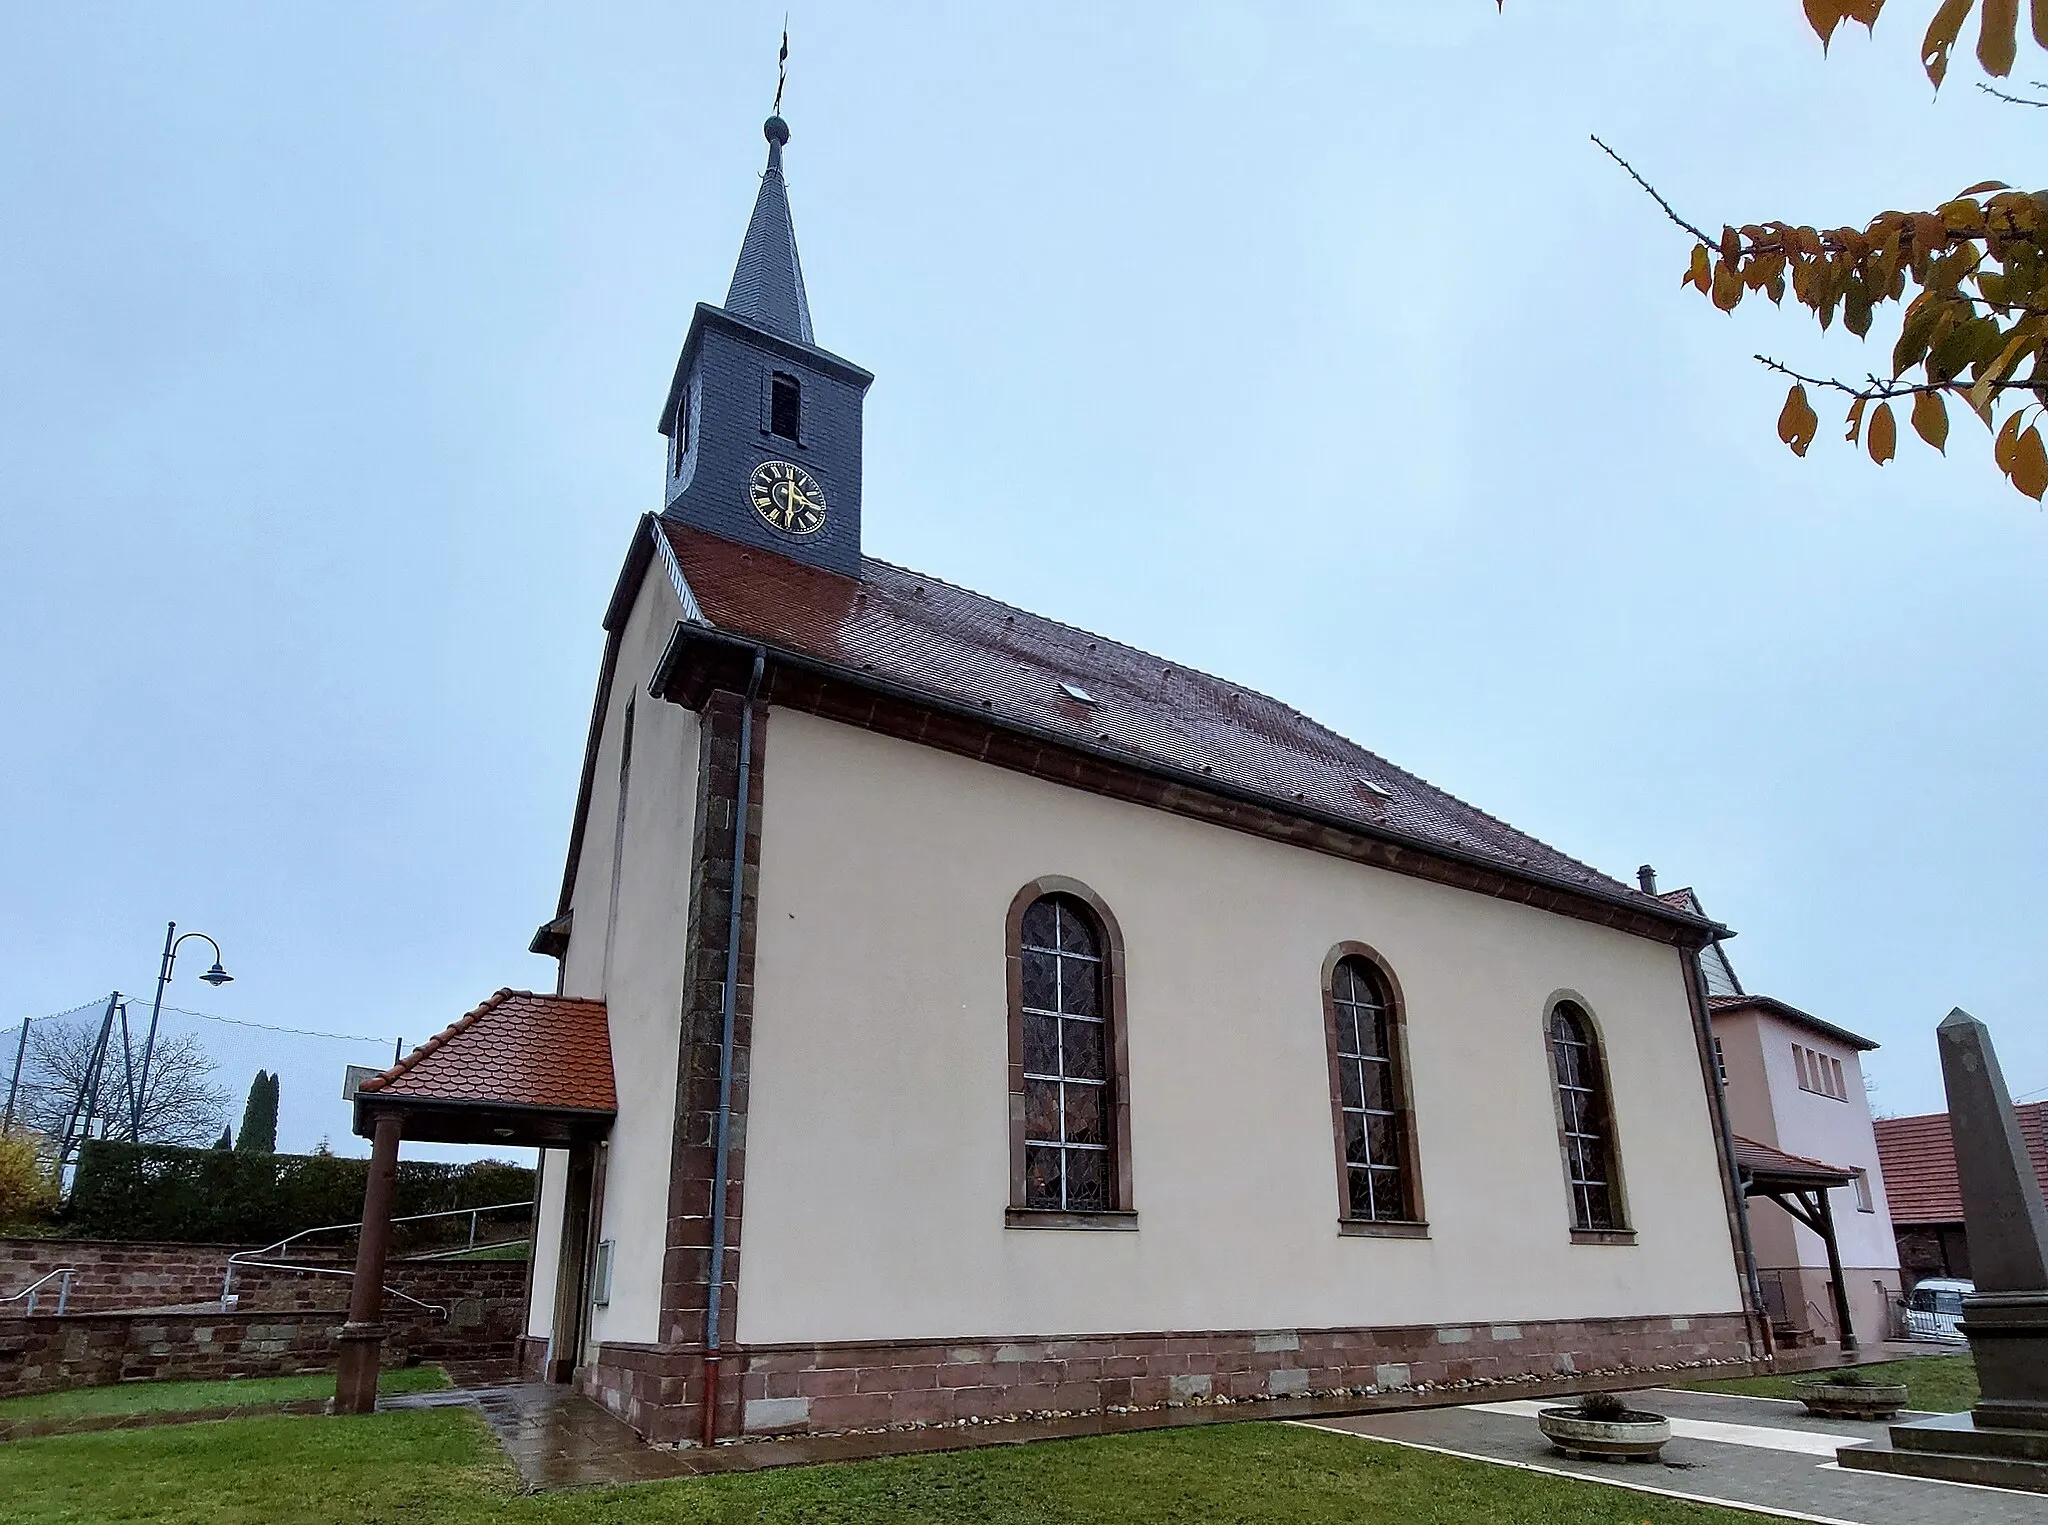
[132,921,232,1141]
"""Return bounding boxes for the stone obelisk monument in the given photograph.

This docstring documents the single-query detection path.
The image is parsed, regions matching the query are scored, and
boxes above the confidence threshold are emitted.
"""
[1839,1008,2048,1490]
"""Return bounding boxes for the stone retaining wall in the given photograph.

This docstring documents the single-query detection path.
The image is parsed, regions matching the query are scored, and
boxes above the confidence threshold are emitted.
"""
[0,1295,523,1400]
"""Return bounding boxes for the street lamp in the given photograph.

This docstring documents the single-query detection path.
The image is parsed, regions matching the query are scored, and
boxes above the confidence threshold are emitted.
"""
[132,921,232,1141]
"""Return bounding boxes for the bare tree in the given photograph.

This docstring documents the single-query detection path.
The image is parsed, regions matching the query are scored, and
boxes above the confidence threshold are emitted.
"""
[13,1018,229,1148]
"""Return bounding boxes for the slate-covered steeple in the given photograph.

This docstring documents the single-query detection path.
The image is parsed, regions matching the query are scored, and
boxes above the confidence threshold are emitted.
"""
[724,116,814,346]
[659,110,873,579]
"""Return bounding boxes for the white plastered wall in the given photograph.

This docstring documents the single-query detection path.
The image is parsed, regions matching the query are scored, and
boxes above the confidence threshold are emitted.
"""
[526,1148,567,1339]
[737,709,1744,1345]
[540,560,698,1349]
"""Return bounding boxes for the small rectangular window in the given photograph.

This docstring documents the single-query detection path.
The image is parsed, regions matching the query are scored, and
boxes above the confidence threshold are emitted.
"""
[1794,1045,1810,1090]
[770,371,801,440]
[674,395,689,463]
[1832,1056,1847,1100]
[1852,1168,1873,1212]
[1713,1037,1728,1086]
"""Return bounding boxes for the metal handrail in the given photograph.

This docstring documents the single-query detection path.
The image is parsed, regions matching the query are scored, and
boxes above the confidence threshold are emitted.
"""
[221,1256,448,1319]
[2,1268,76,1317]
[220,1199,534,1312]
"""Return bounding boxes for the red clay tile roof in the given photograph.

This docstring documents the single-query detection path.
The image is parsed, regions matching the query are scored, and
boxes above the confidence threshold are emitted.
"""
[660,522,1705,924]
[1873,1102,2048,1224]
[1708,994,1878,1052]
[359,989,615,1114]
[1731,1135,1856,1187]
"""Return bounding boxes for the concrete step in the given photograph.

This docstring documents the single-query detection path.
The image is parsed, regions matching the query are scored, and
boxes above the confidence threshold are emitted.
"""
[1889,1411,2048,1463]
[1839,1426,2048,1494]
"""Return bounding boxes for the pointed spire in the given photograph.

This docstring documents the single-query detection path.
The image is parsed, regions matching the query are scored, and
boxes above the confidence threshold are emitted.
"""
[724,113,814,345]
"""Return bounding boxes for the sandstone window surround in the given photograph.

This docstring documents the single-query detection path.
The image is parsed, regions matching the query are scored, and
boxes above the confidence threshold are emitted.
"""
[1004,878,1135,1230]
[1548,999,1636,1245]
[1321,943,1428,1239]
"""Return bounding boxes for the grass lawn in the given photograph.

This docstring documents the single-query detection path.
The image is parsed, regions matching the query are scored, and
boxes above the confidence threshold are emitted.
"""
[435,1239,530,1261]
[0,1365,449,1424]
[1687,1353,1978,1412]
[0,1406,1790,1525]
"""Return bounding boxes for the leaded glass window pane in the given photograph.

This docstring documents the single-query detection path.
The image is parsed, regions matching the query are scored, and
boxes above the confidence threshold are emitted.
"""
[1020,894,1113,1211]
[1332,956,1412,1223]
[1550,1004,1619,1232]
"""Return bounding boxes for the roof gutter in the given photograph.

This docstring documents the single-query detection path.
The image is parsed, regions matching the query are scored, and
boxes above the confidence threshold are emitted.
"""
[652,625,1727,948]
[1682,944,1770,1359]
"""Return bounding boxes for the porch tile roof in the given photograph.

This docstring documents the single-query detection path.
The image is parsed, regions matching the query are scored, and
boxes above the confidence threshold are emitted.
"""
[1731,1134,1855,1188]
[359,989,615,1114]
[1874,1102,2048,1224]
[660,522,1708,929]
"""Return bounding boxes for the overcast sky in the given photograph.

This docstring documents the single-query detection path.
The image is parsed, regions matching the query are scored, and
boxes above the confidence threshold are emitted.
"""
[3,2,2042,1160]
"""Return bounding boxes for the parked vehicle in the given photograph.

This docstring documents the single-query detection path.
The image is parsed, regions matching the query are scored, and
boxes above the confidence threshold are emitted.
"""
[1901,1277,1973,1343]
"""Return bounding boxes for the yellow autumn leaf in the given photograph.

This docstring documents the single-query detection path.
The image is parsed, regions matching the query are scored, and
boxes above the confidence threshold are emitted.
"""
[1712,261,1743,312]
[1981,0,2021,77]
[1912,390,1950,452]
[1778,384,1819,457]
[1924,0,1976,86]
[1685,245,1711,292]
[1994,408,2027,471]
[2011,424,2048,498]
[1867,401,1898,464]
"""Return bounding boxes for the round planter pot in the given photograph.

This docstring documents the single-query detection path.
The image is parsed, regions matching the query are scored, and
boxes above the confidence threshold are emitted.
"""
[1536,1407,1672,1462]
[1794,1381,1909,1420]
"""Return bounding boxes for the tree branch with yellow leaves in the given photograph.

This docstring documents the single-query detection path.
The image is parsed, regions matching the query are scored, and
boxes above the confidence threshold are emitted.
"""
[1507,0,2048,498]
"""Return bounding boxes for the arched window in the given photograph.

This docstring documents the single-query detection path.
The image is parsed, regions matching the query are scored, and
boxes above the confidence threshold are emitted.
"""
[1323,948,1423,1230]
[1006,880,1132,1224]
[1549,1001,1627,1233]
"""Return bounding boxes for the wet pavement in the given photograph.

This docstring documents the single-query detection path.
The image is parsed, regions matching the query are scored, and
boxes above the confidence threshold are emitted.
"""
[1303,1386,2043,1524]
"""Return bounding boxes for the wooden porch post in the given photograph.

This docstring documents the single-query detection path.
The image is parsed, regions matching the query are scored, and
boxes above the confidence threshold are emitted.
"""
[1815,1185,1859,1352]
[334,1110,404,1414]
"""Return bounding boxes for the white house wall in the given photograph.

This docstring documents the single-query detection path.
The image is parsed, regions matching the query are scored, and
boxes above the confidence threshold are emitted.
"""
[551,561,698,1349]
[736,708,1744,1346]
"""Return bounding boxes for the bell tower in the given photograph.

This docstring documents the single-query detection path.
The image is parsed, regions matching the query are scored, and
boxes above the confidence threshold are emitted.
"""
[658,112,873,578]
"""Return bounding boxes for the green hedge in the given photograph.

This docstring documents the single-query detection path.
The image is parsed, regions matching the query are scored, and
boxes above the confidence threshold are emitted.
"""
[66,1140,534,1246]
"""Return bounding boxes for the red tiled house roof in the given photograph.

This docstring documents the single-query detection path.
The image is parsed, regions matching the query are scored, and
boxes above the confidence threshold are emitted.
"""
[359,989,615,1114]
[650,522,1717,939]
[1874,1102,2048,1224]
[1707,993,1879,1052]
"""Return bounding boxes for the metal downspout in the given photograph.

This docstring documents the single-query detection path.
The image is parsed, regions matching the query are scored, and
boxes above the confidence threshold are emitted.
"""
[1686,947,1770,1359]
[703,647,764,1446]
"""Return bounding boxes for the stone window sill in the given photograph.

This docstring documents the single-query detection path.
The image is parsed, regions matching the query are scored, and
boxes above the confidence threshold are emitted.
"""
[1337,1219,1430,1239]
[1005,1207,1139,1231]
[1570,1227,1638,1246]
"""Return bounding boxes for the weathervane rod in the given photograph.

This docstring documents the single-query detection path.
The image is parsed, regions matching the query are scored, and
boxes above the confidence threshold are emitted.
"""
[773,17,788,116]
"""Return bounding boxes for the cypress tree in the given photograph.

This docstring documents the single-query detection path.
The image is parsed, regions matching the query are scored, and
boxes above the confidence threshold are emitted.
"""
[235,1071,278,1153]
[212,1125,233,1151]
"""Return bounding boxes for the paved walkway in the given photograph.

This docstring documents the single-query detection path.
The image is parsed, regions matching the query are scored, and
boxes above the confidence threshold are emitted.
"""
[1300,1387,2040,1524]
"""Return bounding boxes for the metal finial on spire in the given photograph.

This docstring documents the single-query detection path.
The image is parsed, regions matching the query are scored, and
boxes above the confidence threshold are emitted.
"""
[773,19,788,117]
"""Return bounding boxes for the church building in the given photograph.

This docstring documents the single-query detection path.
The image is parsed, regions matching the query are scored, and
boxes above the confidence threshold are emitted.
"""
[353,110,1760,1447]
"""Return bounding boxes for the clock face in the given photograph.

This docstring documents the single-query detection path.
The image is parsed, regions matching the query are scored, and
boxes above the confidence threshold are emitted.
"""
[748,459,828,538]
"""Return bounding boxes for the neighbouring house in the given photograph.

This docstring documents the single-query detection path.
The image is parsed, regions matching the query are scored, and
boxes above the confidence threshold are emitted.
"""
[1655,882,1900,1350]
[349,109,1759,1447]
[1875,1101,2048,1286]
